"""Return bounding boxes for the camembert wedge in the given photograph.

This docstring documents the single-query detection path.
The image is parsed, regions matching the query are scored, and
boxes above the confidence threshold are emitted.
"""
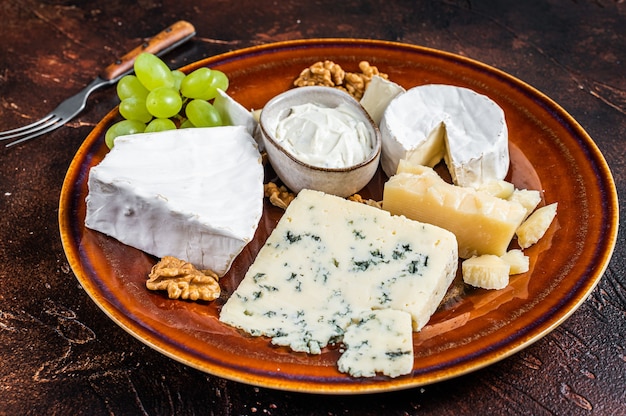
[85,126,264,276]
[380,84,509,188]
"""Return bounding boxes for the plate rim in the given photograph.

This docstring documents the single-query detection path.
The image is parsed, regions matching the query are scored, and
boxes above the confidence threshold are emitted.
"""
[59,38,619,394]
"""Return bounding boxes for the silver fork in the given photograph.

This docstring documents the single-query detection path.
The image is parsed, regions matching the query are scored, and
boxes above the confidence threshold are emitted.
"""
[1,20,195,148]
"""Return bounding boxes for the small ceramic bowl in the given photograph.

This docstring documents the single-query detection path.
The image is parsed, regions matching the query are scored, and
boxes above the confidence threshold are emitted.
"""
[259,86,381,198]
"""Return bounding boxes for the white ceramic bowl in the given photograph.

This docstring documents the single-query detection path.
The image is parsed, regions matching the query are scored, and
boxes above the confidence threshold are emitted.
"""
[259,86,381,198]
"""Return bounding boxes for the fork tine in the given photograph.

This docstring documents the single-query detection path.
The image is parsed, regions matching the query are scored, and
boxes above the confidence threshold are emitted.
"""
[1,115,62,142]
[4,117,65,148]
[0,113,56,140]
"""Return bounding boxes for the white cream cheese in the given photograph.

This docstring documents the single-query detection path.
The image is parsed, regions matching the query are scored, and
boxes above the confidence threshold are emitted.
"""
[274,102,374,168]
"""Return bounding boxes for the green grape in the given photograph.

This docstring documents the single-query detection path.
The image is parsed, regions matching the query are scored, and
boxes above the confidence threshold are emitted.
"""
[119,97,153,123]
[146,87,183,118]
[209,69,229,94]
[117,75,149,100]
[145,118,177,132]
[180,68,229,100]
[185,99,222,127]
[105,119,146,149]
[171,70,186,92]
[179,118,195,129]
[134,53,175,90]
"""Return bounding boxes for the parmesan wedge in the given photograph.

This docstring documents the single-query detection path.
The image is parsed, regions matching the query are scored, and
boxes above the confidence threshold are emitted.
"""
[383,166,527,258]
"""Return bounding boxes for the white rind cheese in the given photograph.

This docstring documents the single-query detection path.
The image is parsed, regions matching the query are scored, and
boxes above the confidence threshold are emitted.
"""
[213,88,261,149]
[338,309,414,378]
[359,75,406,126]
[380,84,509,188]
[85,126,264,276]
[219,189,458,360]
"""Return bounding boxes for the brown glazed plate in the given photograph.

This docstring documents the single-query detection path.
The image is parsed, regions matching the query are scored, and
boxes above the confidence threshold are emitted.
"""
[59,39,619,394]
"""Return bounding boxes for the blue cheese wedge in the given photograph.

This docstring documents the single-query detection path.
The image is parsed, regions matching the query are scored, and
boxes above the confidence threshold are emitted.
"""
[219,189,458,373]
[380,84,509,188]
[338,309,414,378]
[84,126,264,276]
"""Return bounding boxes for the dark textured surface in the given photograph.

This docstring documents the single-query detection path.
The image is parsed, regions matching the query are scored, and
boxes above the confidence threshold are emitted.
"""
[0,1,624,415]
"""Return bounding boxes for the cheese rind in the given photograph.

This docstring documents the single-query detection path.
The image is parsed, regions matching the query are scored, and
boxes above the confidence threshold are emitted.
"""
[338,309,414,378]
[219,189,458,357]
[383,166,527,258]
[213,88,262,149]
[84,126,264,276]
[380,84,509,187]
[359,75,406,126]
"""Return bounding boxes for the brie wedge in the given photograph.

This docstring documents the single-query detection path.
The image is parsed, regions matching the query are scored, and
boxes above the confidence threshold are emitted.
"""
[380,84,509,188]
[84,126,264,276]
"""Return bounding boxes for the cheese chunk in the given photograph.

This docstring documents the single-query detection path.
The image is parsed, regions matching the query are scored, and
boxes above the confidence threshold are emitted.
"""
[85,126,264,276]
[359,75,406,126]
[380,84,509,187]
[383,166,527,258]
[338,309,413,378]
[462,254,510,290]
[219,189,458,357]
[501,249,530,275]
[508,188,542,220]
[516,203,558,249]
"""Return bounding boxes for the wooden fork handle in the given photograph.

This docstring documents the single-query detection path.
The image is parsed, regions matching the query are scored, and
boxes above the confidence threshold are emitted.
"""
[99,20,196,81]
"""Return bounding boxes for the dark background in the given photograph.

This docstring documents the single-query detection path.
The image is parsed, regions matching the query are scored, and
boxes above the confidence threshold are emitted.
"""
[0,1,624,415]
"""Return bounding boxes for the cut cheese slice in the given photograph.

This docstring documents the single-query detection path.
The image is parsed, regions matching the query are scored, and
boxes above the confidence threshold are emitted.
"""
[219,189,458,358]
[380,84,509,187]
[85,126,264,276]
[383,166,527,258]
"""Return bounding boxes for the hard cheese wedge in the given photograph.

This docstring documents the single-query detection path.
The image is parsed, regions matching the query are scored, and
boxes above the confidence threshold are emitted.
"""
[383,166,527,258]
[220,189,458,364]
[85,126,264,276]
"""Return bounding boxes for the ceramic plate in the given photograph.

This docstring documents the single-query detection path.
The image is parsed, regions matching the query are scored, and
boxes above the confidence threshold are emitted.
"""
[59,39,618,394]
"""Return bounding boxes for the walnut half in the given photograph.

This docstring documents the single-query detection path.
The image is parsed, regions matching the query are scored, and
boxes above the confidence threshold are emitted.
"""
[264,182,295,210]
[293,60,388,100]
[147,256,220,301]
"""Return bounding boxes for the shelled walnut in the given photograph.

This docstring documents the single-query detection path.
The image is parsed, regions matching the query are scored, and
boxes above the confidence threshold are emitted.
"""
[264,182,295,210]
[147,256,220,301]
[348,193,382,209]
[294,60,388,100]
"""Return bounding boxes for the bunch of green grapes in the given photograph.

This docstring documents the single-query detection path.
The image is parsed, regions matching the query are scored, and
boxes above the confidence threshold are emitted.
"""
[105,53,229,148]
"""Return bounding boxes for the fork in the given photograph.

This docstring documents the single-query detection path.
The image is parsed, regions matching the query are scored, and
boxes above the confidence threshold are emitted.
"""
[1,20,195,148]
